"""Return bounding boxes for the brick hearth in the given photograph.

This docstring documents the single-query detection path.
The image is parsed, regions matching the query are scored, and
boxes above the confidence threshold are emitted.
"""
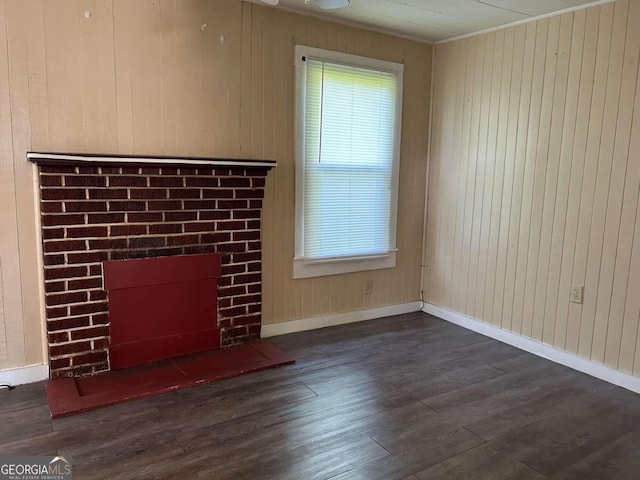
[29,153,275,379]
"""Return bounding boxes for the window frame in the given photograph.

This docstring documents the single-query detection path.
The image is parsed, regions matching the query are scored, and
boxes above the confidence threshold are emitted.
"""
[293,45,404,279]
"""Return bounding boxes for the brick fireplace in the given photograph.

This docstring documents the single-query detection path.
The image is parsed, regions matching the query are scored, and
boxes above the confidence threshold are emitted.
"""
[28,153,276,379]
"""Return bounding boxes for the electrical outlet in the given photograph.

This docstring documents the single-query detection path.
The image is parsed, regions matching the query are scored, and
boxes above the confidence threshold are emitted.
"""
[364,279,373,295]
[570,286,584,304]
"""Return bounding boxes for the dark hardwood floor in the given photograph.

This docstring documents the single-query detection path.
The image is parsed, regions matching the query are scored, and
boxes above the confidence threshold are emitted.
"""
[3,312,640,479]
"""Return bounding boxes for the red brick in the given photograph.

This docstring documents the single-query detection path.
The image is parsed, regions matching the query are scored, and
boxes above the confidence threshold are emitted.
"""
[184,200,217,210]
[218,285,246,297]
[218,276,232,287]
[160,167,179,175]
[164,211,197,222]
[44,239,86,253]
[67,251,109,264]
[169,189,201,199]
[43,228,65,240]
[233,230,260,241]
[184,245,210,255]
[148,200,182,211]
[233,252,261,263]
[233,315,261,326]
[42,202,64,213]
[46,281,66,293]
[41,188,87,200]
[248,241,261,251]
[50,358,71,370]
[42,214,86,227]
[186,177,218,187]
[88,212,125,223]
[166,234,199,246]
[248,303,261,314]
[40,166,76,174]
[216,221,246,231]
[202,189,233,199]
[218,200,248,210]
[89,290,107,301]
[46,306,68,319]
[70,302,108,316]
[235,189,264,199]
[40,175,63,186]
[46,291,87,307]
[48,317,91,331]
[77,167,100,174]
[92,338,110,349]
[127,212,163,223]
[89,238,127,250]
[233,294,261,306]
[201,232,231,244]
[233,209,261,220]
[49,341,91,357]
[220,177,251,188]
[64,201,108,213]
[224,326,249,338]
[149,223,183,234]
[131,188,168,199]
[92,313,109,325]
[234,273,261,285]
[45,265,87,280]
[110,224,147,236]
[44,254,65,266]
[247,220,260,229]
[108,176,147,187]
[70,326,109,340]
[64,176,106,187]
[109,200,146,211]
[88,189,128,200]
[221,264,245,276]
[128,237,165,249]
[71,351,108,366]
[184,222,215,233]
[251,178,266,188]
[218,318,232,328]
[199,210,231,221]
[247,284,261,295]
[121,167,141,175]
[66,226,109,238]
[218,298,232,308]
[197,168,213,175]
[213,168,230,176]
[68,277,102,290]
[48,331,69,343]
[89,264,102,276]
[219,306,247,318]
[150,176,184,187]
[142,167,160,175]
[247,262,261,272]
[99,167,121,174]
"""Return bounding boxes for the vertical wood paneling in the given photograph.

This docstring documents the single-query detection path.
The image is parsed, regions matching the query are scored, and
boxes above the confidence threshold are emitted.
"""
[426,0,640,376]
[0,0,431,371]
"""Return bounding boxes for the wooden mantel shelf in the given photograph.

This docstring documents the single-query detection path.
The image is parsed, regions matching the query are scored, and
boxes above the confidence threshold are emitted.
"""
[27,152,277,170]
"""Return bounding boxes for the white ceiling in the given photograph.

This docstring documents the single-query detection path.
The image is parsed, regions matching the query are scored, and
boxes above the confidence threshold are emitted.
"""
[254,0,608,43]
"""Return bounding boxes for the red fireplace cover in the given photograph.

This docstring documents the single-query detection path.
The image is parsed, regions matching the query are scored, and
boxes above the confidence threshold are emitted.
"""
[103,254,222,369]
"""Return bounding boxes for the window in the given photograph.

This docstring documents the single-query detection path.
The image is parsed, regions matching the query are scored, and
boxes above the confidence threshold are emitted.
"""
[294,45,403,279]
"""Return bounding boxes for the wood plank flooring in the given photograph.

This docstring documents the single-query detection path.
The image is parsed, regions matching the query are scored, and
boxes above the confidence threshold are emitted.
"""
[2,312,640,479]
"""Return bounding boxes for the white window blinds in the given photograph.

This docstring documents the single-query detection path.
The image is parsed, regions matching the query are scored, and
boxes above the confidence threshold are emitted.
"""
[299,53,402,264]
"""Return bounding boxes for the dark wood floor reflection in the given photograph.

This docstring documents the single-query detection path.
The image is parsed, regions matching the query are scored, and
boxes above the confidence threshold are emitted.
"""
[3,312,640,479]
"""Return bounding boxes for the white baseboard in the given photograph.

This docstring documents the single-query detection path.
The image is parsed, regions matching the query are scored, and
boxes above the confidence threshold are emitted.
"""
[262,301,422,337]
[422,302,640,395]
[0,364,49,386]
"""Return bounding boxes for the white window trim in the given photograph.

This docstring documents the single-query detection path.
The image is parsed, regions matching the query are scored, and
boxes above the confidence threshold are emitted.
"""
[293,45,403,279]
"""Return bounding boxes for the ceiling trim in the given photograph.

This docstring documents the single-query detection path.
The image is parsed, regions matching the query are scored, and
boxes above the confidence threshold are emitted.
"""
[246,0,434,45]
[436,0,617,45]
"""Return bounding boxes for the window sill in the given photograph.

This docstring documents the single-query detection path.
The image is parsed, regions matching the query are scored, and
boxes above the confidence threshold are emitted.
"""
[292,252,396,279]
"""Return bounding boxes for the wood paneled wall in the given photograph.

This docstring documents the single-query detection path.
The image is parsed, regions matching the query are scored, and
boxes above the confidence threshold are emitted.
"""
[0,0,431,371]
[424,0,640,375]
